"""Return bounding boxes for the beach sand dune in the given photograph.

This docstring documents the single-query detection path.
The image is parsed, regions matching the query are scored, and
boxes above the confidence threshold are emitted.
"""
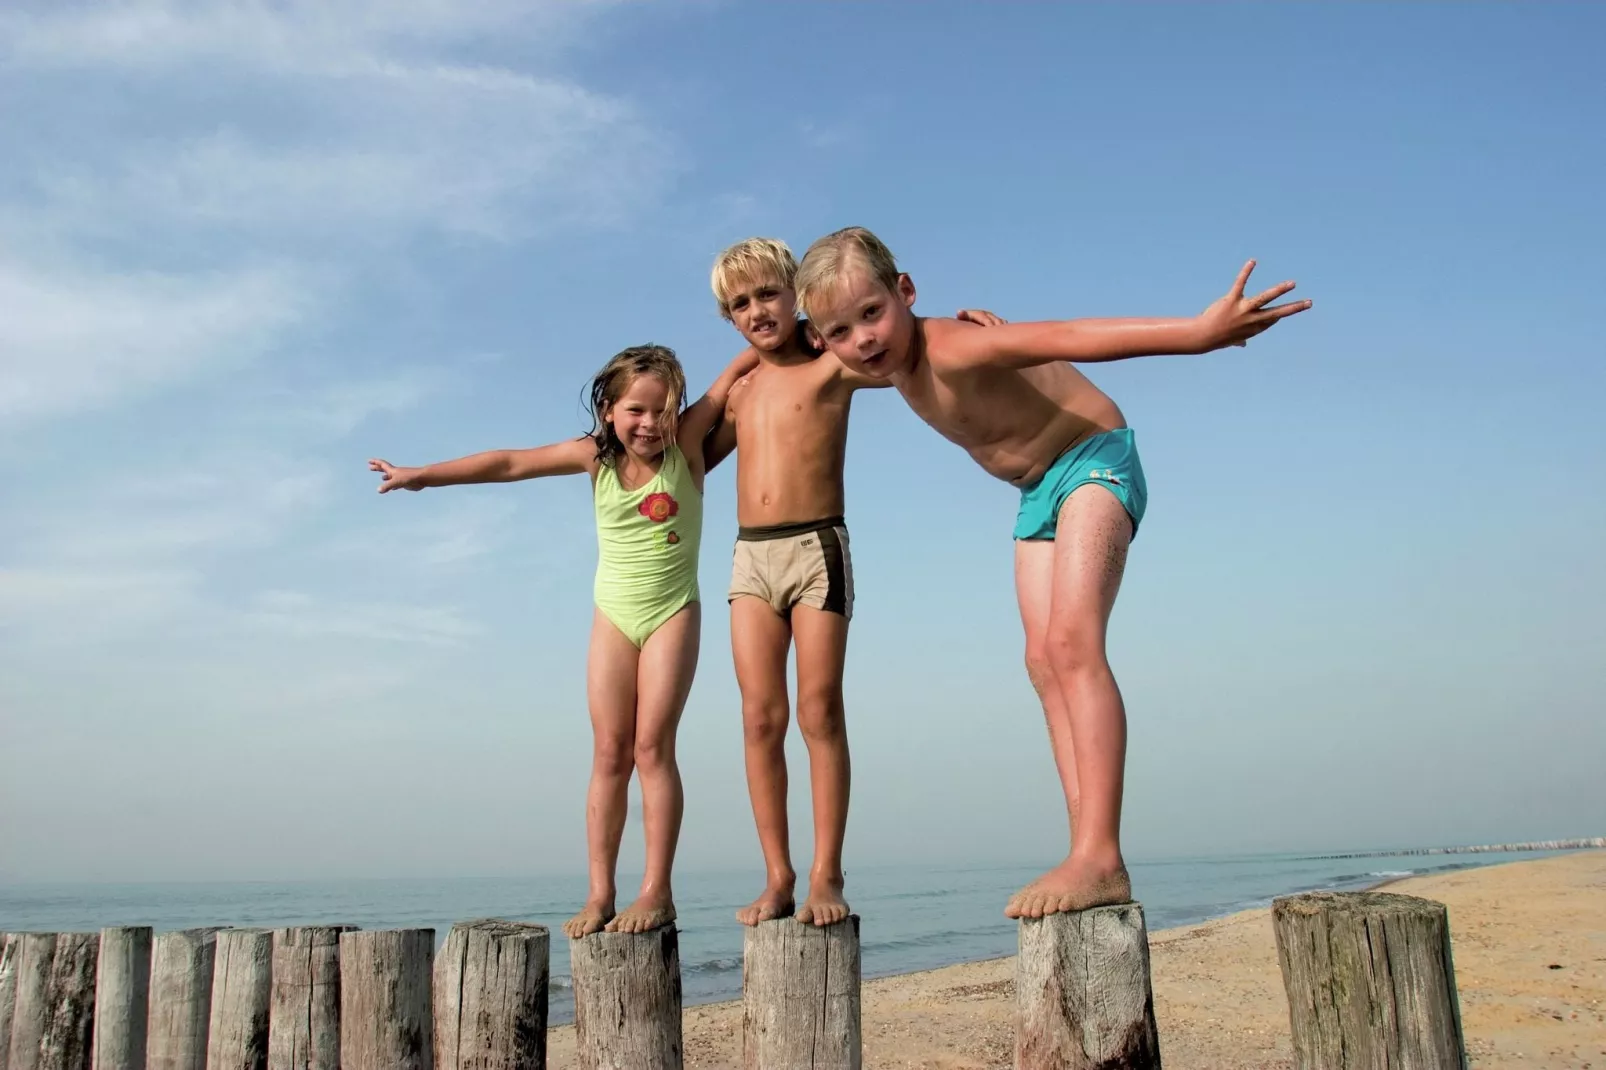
[547,850,1605,1068]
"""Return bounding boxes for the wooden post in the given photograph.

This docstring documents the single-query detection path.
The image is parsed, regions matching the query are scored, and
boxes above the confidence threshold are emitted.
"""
[267,926,354,1070]
[93,926,153,1070]
[207,929,273,1070]
[7,932,99,1070]
[1015,903,1161,1070]
[434,920,549,1070]
[148,928,226,1070]
[741,916,861,1070]
[1,933,21,1070]
[1272,890,1467,1070]
[6,934,56,1070]
[339,930,433,1070]
[570,927,682,1070]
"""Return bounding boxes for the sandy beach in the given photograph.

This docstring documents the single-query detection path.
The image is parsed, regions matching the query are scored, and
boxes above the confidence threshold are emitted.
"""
[546,850,1606,1068]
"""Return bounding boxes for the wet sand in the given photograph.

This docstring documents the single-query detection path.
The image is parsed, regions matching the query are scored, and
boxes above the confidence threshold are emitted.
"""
[547,850,1606,1068]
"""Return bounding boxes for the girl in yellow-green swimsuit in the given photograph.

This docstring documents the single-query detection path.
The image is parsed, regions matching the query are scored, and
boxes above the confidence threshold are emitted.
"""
[369,343,758,940]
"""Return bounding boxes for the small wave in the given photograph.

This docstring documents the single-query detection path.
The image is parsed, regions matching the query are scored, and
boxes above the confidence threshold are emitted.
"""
[683,956,742,976]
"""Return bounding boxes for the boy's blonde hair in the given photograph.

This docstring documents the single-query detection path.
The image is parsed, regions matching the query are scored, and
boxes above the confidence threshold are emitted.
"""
[710,237,798,321]
[795,226,901,321]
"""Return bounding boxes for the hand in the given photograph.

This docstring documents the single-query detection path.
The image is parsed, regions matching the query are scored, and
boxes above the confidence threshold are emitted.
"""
[957,308,1009,327]
[1195,261,1311,350]
[369,458,425,492]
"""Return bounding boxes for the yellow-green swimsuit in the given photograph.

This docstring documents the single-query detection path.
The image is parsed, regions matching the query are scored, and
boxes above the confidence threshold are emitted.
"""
[592,444,703,647]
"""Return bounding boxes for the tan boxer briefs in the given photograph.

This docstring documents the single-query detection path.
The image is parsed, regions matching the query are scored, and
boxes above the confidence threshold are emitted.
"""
[728,517,853,620]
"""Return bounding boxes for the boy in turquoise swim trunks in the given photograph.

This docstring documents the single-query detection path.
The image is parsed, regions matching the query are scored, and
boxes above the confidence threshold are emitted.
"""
[796,227,1312,918]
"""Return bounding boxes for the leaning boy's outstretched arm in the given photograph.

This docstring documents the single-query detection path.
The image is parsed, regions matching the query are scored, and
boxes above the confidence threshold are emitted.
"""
[677,348,761,477]
[370,437,595,492]
[938,262,1310,371]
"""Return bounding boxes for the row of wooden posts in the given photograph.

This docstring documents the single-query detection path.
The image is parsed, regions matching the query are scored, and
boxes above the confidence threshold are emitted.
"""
[0,889,1467,1069]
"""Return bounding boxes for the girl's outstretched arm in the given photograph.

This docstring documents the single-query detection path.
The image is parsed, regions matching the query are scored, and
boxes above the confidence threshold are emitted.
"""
[370,436,596,492]
[677,348,760,478]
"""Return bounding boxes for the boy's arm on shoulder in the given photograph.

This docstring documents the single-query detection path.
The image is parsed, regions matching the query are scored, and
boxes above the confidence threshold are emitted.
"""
[678,348,761,474]
[702,400,739,472]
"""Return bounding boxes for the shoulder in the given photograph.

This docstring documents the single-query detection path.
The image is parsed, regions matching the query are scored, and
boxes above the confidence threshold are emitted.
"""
[917,316,976,373]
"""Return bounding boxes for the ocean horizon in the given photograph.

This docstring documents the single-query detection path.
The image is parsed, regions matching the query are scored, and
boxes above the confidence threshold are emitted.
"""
[0,846,1582,1026]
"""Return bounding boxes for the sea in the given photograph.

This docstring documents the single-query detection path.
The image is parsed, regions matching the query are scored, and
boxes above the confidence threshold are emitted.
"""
[0,849,1568,1026]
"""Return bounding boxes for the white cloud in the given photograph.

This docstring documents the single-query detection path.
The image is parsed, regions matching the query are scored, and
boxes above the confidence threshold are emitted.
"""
[0,256,309,424]
[246,589,482,645]
[3,1,667,242]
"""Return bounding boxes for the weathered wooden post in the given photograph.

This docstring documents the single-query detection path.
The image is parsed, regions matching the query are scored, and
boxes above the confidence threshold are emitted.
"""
[1015,904,1162,1070]
[93,926,153,1070]
[434,920,549,1070]
[6,934,56,1070]
[206,929,273,1070]
[267,926,354,1070]
[339,929,433,1070]
[741,916,861,1070]
[1272,890,1467,1070]
[148,927,226,1070]
[1,933,21,1070]
[7,932,99,1070]
[570,927,682,1070]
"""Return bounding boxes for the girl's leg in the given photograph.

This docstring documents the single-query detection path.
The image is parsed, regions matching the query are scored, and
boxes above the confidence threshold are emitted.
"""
[1006,484,1133,919]
[564,608,641,939]
[607,601,701,933]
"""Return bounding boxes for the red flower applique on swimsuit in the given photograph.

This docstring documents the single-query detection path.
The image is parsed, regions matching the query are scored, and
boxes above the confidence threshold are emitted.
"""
[639,492,678,523]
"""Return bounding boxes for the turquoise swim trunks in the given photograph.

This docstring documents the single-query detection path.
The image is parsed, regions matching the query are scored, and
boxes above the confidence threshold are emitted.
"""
[1013,428,1148,540]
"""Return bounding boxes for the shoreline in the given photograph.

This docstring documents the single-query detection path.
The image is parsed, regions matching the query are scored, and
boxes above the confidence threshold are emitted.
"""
[545,849,1606,1069]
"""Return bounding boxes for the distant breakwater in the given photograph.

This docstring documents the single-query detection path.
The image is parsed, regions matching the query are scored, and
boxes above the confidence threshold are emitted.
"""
[1306,838,1604,861]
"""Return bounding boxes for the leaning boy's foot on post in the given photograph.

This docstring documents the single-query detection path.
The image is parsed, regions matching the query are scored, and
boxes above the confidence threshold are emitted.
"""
[605,890,677,934]
[794,876,850,927]
[1004,858,1131,919]
[563,899,615,939]
[736,879,796,926]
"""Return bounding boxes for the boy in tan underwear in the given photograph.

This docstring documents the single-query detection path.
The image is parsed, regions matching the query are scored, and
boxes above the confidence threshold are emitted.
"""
[795,227,1312,918]
[705,238,1003,926]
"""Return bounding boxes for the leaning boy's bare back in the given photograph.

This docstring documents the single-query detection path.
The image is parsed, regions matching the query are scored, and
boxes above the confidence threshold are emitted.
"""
[725,351,870,527]
[897,317,1127,486]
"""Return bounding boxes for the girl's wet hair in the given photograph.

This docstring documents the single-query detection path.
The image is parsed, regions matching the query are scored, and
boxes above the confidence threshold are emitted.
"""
[585,344,688,468]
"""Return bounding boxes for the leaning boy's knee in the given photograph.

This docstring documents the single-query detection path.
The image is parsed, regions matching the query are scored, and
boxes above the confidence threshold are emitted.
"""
[1023,643,1055,697]
[1044,622,1107,677]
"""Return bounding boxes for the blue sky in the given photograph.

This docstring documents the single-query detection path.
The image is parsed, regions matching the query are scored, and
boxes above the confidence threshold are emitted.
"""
[3,2,1602,883]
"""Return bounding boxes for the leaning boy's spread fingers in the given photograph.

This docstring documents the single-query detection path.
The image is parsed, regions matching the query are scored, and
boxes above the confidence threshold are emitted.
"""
[1249,280,1297,307]
[1231,259,1257,296]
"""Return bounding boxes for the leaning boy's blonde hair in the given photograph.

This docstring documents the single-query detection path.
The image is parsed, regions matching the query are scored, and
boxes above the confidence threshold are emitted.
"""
[795,226,901,321]
[710,237,798,321]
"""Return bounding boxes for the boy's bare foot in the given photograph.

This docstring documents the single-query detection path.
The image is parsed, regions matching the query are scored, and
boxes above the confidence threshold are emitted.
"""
[794,875,850,927]
[562,898,614,939]
[605,889,677,934]
[736,878,796,926]
[1004,857,1131,919]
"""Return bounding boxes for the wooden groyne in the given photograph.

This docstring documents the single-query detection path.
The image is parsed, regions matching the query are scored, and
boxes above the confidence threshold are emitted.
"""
[1,884,1490,1069]
[1305,837,1604,861]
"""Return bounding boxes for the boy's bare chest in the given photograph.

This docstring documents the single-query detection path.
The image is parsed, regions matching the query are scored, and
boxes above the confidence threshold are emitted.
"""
[898,366,1014,447]
[732,369,850,442]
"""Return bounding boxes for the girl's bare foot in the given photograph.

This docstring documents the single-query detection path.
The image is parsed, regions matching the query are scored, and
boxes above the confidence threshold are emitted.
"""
[794,874,850,927]
[1004,856,1130,919]
[563,897,615,939]
[606,889,677,934]
[737,877,796,926]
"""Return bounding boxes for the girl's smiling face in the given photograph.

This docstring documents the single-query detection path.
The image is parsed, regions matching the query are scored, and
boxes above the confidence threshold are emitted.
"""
[605,372,675,462]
